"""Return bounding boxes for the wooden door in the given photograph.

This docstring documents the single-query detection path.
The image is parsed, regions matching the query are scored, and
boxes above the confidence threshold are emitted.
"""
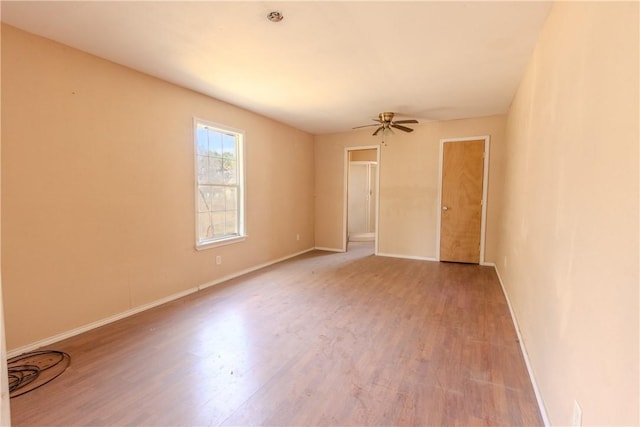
[440,140,485,263]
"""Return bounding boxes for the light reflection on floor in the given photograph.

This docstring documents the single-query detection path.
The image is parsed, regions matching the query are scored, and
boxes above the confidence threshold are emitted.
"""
[191,308,258,423]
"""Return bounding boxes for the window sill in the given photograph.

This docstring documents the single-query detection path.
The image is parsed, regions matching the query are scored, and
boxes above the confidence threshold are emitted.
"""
[196,235,247,251]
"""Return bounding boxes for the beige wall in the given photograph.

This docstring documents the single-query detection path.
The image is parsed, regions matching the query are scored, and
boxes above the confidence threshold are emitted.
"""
[0,18,11,424]
[493,2,639,425]
[1,25,315,350]
[315,116,506,260]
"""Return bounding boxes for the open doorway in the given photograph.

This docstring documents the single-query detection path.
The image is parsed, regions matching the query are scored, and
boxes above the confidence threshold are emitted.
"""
[344,146,380,253]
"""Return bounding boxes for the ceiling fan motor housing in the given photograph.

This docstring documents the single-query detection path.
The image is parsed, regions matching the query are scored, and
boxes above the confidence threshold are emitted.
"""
[379,112,395,122]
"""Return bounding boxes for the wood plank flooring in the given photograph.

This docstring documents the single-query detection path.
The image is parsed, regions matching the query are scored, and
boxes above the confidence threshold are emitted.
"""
[10,243,542,426]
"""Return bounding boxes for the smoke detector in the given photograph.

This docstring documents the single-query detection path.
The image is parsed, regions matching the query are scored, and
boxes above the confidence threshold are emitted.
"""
[267,11,284,22]
[267,10,284,22]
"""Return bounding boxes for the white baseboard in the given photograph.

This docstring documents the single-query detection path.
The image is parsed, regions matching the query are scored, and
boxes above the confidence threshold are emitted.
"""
[376,252,437,262]
[8,247,315,359]
[348,232,375,242]
[492,265,550,427]
[198,248,314,290]
[7,287,199,359]
[314,246,344,253]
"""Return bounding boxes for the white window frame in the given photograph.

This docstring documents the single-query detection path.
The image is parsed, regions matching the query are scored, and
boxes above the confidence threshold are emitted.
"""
[194,118,246,250]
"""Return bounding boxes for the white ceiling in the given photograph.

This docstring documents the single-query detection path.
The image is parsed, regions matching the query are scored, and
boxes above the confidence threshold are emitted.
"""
[1,1,552,134]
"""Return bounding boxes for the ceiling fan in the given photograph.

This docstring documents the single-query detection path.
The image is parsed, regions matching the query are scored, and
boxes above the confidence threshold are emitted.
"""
[352,112,419,135]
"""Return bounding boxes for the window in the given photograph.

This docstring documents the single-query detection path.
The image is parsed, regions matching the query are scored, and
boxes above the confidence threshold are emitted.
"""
[194,119,245,249]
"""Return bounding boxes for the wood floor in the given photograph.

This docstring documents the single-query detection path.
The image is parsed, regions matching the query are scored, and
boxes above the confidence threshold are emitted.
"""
[10,243,542,426]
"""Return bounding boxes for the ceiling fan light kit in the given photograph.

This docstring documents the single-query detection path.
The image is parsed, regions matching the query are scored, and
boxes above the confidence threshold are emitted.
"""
[353,112,418,145]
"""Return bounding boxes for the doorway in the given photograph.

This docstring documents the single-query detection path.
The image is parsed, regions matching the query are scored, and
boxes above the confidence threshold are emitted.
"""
[348,161,377,241]
[344,146,380,253]
[437,136,490,264]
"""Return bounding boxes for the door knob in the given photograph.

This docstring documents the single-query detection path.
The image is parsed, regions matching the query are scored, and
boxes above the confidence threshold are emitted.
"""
[442,206,449,211]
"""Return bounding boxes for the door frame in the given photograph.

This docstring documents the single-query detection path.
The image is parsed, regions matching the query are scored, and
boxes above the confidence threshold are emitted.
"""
[436,136,490,264]
[343,145,380,253]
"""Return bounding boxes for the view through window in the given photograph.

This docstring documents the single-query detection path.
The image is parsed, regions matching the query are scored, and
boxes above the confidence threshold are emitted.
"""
[195,120,245,248]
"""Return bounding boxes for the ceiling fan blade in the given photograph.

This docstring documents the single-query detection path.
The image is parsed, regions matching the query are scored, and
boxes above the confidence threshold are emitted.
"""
[391,124,414,133]
[393,119,419,124]
[372,126,384,136]
[352,124,381,129]
[353,118,384,130]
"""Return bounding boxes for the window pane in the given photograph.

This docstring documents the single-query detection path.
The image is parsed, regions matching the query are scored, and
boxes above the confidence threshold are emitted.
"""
[198,212,213,240]
[196,128,208,155]
[197,186,213,213]
[208,157,224,184]
[224,159,237,184]
[225,210,238,235]
[208,130,222,157]
[211,186,225,211]
[222,134,236,159]
[225,187,237,209]
[211,211,225,235]
[197,155,208,184]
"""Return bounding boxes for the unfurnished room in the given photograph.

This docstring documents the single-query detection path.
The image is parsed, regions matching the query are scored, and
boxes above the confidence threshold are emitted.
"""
[0,1,638,426]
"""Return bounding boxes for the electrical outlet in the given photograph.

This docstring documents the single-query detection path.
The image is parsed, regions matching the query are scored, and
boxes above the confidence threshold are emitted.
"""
[296,233,300,241]
[572,400,582,426]
[216,255,222,265]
